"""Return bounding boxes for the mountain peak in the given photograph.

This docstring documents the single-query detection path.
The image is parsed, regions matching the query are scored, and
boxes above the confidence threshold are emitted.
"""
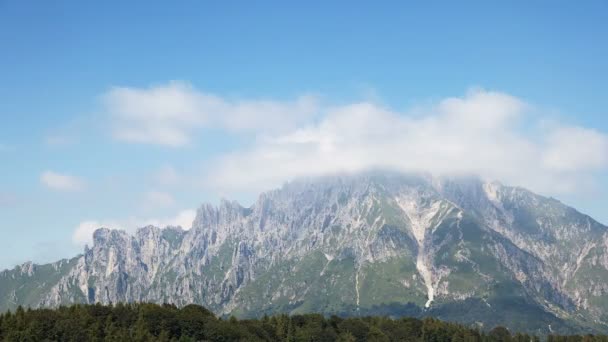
[2,171,608,335]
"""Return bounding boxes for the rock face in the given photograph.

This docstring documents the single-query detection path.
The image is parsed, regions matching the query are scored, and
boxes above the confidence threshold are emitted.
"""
[1,172,608,335]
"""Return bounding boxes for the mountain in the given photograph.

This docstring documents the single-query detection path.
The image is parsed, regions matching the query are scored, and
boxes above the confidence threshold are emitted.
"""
[1,172,608,335]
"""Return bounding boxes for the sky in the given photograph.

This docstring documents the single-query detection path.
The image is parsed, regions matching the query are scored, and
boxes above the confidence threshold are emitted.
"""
[1,1,607,270]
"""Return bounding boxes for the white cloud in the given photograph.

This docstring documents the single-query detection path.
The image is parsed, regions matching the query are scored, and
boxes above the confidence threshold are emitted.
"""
[541,126,608,173]
[172,209,197,231]
[204,89,608,196]
[72,220,118,247]
[72,209,197,246]
[103,81,318,146]
[99,83,608,197]
[40,171,85,192]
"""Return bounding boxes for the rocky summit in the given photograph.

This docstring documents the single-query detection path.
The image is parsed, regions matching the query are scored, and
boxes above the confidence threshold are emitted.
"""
[1,172,608,335]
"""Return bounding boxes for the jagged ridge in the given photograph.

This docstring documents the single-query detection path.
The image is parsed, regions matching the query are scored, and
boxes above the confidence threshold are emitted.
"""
[1,172,608,335]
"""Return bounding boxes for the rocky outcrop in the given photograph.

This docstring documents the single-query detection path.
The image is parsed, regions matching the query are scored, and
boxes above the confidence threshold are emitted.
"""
[1,172,607,334]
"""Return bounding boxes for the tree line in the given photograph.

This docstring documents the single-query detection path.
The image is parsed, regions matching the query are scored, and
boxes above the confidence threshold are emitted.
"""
[1,303,607,341]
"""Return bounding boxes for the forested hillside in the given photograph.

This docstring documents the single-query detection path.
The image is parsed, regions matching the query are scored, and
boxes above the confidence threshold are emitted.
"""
[1,303,607,341]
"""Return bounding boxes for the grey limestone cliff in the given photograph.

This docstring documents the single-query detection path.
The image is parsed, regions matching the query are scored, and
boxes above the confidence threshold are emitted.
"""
[1,172,607,335]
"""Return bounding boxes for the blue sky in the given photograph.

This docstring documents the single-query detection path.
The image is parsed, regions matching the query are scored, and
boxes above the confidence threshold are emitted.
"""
[1,1,607,270]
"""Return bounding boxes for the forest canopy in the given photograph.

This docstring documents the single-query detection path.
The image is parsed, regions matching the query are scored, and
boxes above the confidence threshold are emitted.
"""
[1,303,606,342]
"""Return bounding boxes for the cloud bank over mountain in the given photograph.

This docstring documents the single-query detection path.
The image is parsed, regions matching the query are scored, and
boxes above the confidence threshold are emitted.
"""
[103,82,608,196]
[68,83,608,250]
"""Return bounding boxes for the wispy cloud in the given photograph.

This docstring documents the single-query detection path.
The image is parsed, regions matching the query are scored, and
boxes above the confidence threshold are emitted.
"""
[142,190,176,209]
[153,165,180,186]
[103,81,318,147]
[72,209,197,246]
[40,171,86,192]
